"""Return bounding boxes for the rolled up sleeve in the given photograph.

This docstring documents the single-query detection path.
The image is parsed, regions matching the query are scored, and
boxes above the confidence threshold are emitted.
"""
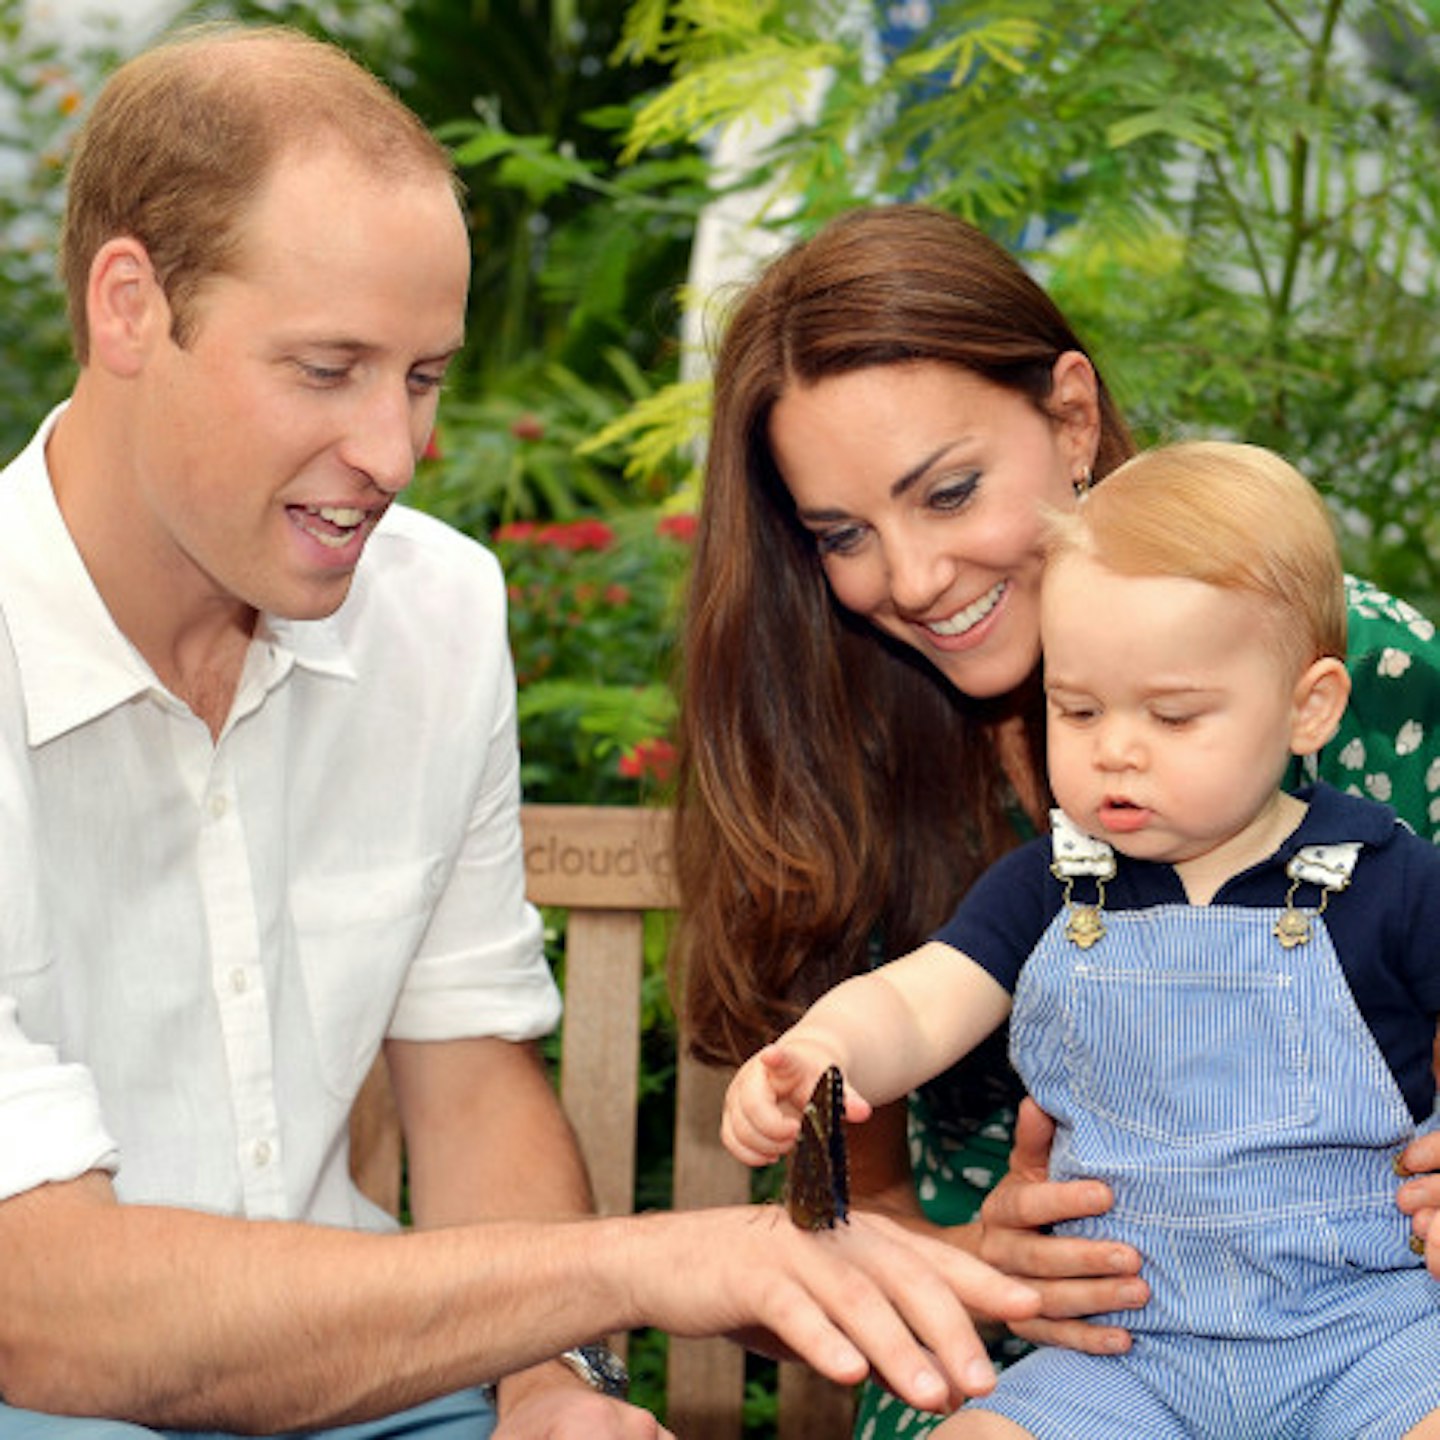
[0,995,119,1201]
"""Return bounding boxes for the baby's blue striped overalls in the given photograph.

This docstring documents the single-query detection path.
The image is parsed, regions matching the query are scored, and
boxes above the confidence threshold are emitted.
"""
[966,822,1440,1439]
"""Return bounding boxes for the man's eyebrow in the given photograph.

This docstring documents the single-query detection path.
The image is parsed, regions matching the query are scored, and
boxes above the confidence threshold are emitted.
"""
[291,337,467,361]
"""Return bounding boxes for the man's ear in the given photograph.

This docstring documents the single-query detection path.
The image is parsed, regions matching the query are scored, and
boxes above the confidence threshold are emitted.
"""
[86,237,168,377]
[1290,656,1351,757]
[1049,350,1101,476]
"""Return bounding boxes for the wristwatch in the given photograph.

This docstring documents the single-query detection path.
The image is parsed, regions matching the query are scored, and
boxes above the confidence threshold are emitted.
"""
[558,1341,630,1399]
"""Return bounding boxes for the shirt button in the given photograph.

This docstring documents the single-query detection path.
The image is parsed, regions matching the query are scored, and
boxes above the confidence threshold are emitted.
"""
[208,793,229,820]
[229,967,249,995]
[252,1139,273,1168]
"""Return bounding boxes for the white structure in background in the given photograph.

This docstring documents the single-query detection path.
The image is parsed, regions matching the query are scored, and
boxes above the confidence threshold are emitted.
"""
[679,0,881,390]
[25,0,181,47]
[678,77,827,384]
[1,0,181,239]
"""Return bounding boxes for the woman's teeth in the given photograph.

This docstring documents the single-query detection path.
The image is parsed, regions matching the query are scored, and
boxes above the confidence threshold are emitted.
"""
[926,580,1005,637]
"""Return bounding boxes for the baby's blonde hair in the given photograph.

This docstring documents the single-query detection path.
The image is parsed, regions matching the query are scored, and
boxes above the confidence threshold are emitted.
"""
[1047,441,1346,668]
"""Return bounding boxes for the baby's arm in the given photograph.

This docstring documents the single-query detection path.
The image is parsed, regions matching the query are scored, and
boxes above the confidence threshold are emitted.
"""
[722,941,1012,1168]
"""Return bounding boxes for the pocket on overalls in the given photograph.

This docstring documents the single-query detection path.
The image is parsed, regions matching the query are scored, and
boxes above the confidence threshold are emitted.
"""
[1064,962,1316,1149]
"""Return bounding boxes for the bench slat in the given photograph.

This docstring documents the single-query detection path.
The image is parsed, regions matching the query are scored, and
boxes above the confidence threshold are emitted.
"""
[558,908,642,1220]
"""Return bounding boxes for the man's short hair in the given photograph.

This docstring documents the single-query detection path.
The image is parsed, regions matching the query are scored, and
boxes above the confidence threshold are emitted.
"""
[59,24,461,363]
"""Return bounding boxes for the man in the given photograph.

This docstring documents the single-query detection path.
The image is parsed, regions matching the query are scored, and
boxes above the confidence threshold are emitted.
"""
[0,23,1038,1440]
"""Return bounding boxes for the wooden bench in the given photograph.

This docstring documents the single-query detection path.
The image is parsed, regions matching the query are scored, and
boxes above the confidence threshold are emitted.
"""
[349,803,856,1439]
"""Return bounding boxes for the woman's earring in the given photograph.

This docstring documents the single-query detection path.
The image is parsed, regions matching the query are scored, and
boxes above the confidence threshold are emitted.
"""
[1073,466,1093,499]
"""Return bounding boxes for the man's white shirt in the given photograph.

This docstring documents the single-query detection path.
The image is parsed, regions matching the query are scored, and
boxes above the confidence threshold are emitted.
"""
[0,407,560,1227]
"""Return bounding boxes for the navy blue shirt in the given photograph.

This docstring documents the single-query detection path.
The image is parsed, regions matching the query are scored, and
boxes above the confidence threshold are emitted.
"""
[934,784,1440,1122]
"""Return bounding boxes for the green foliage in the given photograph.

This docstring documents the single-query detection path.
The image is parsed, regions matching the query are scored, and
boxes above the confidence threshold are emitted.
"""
[409,352,669,528]
[399,0,701,394]
[0,0,121,463]
[483,509,692,803]
[609,0,1440,618]
[577,374,710,493]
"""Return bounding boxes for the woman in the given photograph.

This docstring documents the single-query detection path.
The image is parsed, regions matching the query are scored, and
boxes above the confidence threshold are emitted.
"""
[672,204,1440,1437]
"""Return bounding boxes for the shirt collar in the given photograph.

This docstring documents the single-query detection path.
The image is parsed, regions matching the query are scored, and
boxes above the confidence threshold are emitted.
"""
[0,404,356,748]
[1281,781,1399,852]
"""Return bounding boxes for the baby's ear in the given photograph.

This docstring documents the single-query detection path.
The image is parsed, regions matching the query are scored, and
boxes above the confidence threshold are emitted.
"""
[1290,657,1351,757]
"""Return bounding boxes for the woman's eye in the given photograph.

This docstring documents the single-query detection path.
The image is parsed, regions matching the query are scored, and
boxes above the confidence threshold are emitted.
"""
[1154,712,1196,729]
[929,473,980,512]
[815,526,866,557]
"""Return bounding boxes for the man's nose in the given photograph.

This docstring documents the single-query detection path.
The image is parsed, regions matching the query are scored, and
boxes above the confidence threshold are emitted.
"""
[340,387,419,496]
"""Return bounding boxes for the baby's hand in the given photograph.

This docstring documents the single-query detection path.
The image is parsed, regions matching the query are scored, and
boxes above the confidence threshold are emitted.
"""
[722,1042,830,1167]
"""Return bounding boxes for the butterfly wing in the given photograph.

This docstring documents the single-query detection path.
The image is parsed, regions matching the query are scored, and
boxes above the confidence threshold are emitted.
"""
[785,1064,850,1230]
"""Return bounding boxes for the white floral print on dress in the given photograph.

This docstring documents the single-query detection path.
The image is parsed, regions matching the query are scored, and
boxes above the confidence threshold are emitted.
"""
[1378,647,1413,678]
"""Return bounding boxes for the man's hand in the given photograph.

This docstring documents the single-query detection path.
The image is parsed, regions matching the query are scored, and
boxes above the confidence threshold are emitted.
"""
[494,1369,672,1440]
[620,1205,1040,1416]
[972,1100,1148,1353]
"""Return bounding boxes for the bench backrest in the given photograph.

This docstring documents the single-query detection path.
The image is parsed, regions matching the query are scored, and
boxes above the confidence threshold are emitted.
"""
[349,803,855,1439]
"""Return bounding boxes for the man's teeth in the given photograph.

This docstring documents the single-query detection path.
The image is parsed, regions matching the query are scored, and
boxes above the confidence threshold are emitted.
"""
[296,505,367,550]
[926,581,1005,637]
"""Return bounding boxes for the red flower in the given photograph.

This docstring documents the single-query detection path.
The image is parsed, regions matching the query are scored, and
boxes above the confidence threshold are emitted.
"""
[535,519,616,552]
[603,583,631,606]
[494,521,538,544]
[511,413,546,441]
[422,427,443,462]
[618,737,677,784]
[657,513,698,543]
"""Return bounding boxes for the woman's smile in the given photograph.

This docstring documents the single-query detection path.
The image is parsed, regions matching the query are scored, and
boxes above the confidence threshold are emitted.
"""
[917,578,1009,640]
[770,360,1095,698]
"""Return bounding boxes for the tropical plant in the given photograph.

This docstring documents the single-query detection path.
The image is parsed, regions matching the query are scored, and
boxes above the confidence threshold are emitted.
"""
[603,0,1440,615]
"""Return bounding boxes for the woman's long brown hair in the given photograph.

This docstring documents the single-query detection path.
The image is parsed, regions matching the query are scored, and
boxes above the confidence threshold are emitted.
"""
[675,204,1134,1066]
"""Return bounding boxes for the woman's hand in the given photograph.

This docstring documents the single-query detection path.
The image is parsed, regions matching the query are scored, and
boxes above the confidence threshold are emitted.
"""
[972,1100,1147,1353]
[1395,1127,1440,1278]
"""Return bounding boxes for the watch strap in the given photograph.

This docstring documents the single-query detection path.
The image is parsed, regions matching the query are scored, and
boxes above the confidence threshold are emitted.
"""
[558,1341,630,1399]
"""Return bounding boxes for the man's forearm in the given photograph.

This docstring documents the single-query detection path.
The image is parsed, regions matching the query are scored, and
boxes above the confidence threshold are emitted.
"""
[1,1177,1045,1427]
[0,1175,636,1431]
[386,1037,609,1420]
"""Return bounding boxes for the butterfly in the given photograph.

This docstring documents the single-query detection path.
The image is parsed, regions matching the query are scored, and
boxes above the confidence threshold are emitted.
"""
[785,1064,850,1231]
